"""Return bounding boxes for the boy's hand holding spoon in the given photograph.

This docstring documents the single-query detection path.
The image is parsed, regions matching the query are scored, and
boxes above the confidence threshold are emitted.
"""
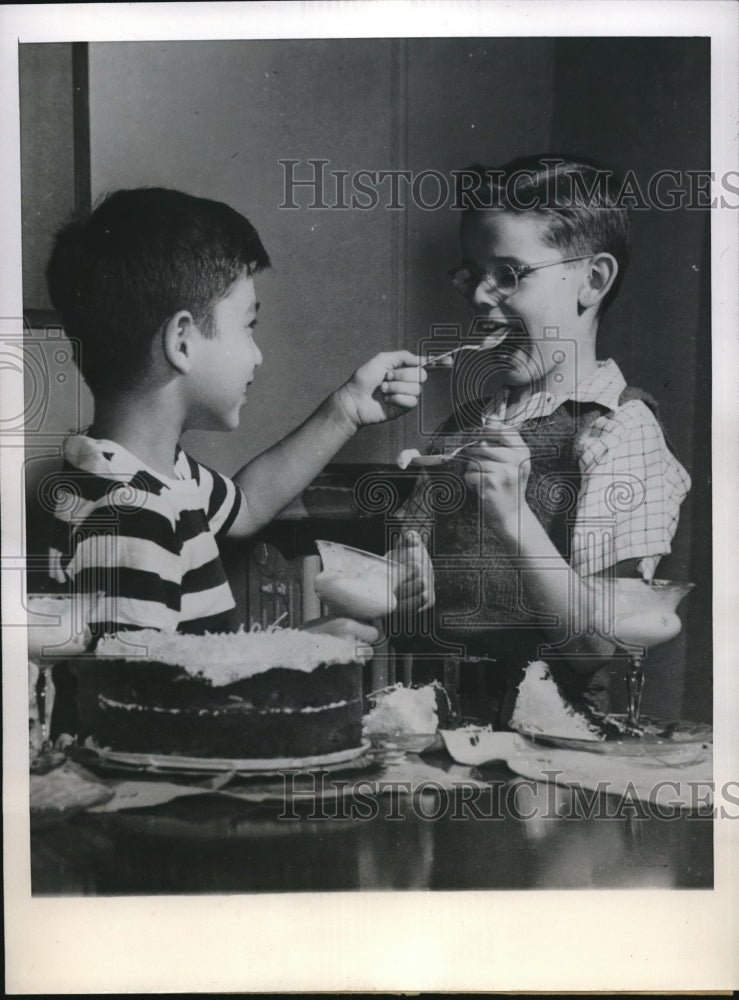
[335,350,427,428]
[463,415,532,532]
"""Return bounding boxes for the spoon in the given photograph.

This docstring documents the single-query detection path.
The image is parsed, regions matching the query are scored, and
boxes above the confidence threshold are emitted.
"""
[422,341,501,368]
[397,440,484,470]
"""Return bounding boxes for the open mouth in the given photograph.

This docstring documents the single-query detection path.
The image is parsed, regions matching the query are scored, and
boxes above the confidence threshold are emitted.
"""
[474,318,508,335]
[423,316,528,368]
[470,315,524,348]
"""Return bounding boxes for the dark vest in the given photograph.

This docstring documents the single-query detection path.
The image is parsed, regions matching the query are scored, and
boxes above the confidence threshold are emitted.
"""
[424,386,662,704]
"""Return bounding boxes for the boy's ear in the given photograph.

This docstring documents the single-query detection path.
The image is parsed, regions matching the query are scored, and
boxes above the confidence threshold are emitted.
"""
[162,311,197,374]
[578,253,618,310]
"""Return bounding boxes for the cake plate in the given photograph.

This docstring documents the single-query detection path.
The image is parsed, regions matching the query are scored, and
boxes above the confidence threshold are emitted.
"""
[77,739,374,779]
[511,716,712,761]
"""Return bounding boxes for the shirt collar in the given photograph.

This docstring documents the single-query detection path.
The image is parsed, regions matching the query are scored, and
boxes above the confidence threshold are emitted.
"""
[63,434,194,488]
[568,358,626,412]
[484,359,626,425]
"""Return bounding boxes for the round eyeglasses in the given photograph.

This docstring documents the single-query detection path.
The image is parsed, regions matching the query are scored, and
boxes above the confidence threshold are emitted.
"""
[449,254,595,300]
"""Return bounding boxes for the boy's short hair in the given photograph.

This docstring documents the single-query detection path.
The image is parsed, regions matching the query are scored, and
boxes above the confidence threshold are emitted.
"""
[461,154,632,314]
[46,187,270,395]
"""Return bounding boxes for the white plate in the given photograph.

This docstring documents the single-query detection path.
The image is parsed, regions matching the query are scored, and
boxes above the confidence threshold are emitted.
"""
[440,728,519,766]
[504,743,713,806]
[81,739,372,776]
[441,726,711,768]
[512,716,713,758]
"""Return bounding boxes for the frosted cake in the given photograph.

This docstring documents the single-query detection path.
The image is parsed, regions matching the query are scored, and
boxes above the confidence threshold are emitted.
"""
[72,628,367,759]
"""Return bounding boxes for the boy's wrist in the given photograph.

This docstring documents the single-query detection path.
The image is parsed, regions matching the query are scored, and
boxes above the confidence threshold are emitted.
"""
[494,506,535,550]
[329,385,363,435]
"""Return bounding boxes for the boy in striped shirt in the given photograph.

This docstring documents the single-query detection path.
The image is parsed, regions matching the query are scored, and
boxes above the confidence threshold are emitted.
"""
[45,187,429,639]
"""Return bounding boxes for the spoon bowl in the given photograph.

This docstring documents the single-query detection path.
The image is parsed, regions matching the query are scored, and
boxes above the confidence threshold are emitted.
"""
[423,344,489,368]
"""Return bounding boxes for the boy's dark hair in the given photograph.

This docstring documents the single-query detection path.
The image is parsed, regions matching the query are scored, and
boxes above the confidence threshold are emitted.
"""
[46,187,271,395]
[460,154,632,314]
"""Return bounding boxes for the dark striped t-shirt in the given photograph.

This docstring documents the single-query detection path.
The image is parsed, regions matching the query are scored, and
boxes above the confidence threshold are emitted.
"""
[48,435,244,634]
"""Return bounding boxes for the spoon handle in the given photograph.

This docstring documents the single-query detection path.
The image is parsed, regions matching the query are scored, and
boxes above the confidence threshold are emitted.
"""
[422,345,482,368]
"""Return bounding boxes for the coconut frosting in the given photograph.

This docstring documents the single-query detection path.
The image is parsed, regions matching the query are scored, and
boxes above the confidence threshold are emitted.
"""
[509,661,604,741]
[94,627,366,686]
[363,683,440,736]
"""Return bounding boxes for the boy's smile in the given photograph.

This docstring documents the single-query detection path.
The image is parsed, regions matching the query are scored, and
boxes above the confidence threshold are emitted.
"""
[188,271,263,431]
[458,211,598,394]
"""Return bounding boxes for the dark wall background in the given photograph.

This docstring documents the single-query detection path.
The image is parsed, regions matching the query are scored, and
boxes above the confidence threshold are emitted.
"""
[549,38,712,720]
[20,37,712,720]
[20,44,76,312]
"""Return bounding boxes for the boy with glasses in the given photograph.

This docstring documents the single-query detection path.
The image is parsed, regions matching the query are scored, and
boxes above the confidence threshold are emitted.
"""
[395,155,691,720]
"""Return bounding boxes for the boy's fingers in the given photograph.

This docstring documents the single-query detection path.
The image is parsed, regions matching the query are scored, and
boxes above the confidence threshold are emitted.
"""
[387,532,424,565]
[380,379,423,396]
[333,618,380,643]
[354,623,381,644]
[382,350,425,369]
[465,446,522,464]
[303,616,380,644]
[383,367,427,383]
[388,529,431,574]
[464,463,509,481]
[481,422,526,448]
[463,442,496,456]
[382,392,420,409]
[397,577,425,599]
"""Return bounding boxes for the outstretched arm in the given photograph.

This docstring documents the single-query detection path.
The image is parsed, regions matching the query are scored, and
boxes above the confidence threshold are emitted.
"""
[227,351,425,538]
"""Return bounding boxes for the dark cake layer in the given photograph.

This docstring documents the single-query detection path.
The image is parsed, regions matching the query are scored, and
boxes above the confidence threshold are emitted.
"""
[73,659,364,759]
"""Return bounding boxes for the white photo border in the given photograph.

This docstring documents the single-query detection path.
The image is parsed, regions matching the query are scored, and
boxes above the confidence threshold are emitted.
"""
[2,1,737,993]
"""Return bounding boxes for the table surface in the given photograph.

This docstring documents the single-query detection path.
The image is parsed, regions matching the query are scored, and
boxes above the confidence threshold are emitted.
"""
[31,748,713,895]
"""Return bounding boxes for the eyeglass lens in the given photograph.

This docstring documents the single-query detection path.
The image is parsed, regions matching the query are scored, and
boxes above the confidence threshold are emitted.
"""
[453,265,517,297]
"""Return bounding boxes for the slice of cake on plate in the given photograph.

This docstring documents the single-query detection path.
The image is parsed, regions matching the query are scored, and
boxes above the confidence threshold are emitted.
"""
[510,661,628,742]
[363,681,454,752]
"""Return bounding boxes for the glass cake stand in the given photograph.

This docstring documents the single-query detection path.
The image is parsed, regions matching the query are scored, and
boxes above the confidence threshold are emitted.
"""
[614,580,694,727]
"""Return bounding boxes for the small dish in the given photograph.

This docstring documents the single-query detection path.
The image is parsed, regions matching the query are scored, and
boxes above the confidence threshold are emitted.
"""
[314,540,397,619]
[27,593,96,659]
[440,727,519,766]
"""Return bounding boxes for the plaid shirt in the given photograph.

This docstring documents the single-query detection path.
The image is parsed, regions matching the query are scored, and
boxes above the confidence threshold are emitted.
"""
[400,359,691,580]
